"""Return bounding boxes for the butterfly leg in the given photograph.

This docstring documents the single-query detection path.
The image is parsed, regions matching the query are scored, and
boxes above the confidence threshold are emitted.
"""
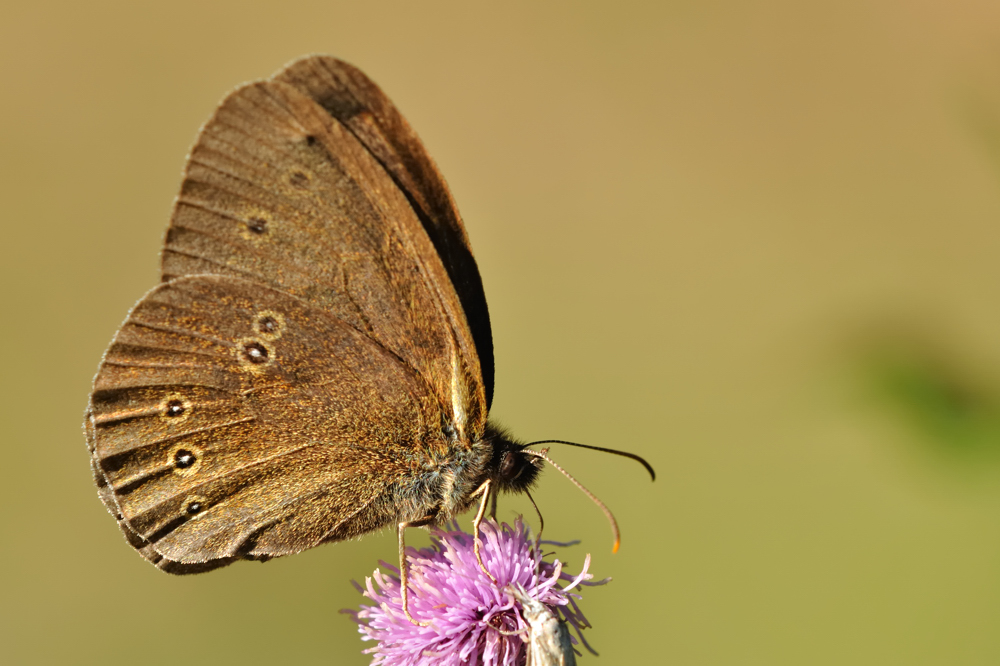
[470,480,498,585]
[398,516,436,626]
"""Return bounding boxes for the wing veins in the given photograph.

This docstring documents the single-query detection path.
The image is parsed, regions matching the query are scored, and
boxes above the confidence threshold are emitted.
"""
[161,247,274,280]
[110,341,224,360]
[168,220,351,294]
[128,319,234,350]
[126,439,323,528]
[102,415,258,459]
[104,359,217,370]
[92,398,232,426]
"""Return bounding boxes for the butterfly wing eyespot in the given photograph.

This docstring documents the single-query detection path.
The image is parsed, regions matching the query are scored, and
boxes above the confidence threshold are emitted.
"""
[174,450,195,468]
[183,496,207,517]
[287,169,311,189]
[244,342,267,363]
[235,338,274,371]
[244,216,269,237]
[158,393,193,422]
[169,444,203,477]
[253,310,286,340]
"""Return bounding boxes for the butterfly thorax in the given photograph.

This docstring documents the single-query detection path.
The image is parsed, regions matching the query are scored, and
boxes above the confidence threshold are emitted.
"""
[391,422,542,524]
[424,438,494,522]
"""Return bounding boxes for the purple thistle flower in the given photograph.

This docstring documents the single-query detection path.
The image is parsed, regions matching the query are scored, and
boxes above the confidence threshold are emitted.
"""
[346,518,608,666]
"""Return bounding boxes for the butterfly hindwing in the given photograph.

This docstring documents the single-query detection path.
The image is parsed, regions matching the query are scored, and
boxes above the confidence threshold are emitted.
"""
[87,275,444,570]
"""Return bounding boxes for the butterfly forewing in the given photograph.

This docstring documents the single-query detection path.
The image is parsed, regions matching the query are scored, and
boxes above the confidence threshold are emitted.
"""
[274,56,495,407]
[161,75,486,439]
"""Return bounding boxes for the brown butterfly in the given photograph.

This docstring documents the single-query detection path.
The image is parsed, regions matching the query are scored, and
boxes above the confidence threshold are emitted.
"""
[85,56,653,621]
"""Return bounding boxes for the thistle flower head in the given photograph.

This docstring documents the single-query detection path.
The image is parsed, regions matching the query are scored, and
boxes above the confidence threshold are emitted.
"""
[347,518,607,665]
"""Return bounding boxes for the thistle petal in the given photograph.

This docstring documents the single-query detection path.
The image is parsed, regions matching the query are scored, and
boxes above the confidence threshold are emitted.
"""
[348,518,606,665]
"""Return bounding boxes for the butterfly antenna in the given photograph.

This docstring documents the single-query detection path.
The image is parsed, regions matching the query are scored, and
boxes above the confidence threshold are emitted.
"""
[526,439,655,481]
[521,448,623,553]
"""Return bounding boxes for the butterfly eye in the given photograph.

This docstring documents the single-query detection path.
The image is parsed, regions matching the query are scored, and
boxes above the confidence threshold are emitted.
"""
[500,452,518,480]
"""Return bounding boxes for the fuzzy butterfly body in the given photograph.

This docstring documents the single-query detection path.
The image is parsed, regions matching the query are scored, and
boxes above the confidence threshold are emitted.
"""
[85,56,539,573]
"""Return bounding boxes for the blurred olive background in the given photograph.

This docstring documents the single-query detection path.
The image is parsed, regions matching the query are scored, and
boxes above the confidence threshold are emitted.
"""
[3,1,1000,664]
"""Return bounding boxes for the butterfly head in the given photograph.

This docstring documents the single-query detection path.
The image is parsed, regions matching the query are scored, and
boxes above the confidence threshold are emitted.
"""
[482,421,543,495]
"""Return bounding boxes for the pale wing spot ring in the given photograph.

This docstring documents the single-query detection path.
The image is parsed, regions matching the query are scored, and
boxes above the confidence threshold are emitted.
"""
[287,168,312,189]
[182,495,208,519]
[158,393,193,423]
[235,337,275,372]
[168,443,204,477]
[254,310,286,340]
[239,208,272,241]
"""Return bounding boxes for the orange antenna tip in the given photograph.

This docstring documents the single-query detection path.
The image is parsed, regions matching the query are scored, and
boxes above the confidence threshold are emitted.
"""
[522,449,622,556]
